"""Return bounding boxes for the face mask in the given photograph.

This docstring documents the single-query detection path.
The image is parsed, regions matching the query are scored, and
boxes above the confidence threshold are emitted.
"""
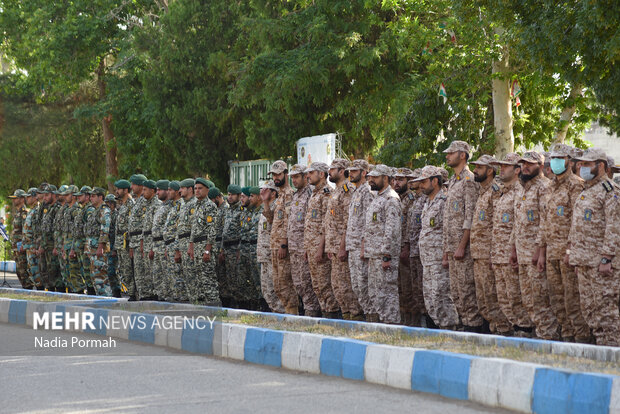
[580,166,595,181]
[550,158,566,175]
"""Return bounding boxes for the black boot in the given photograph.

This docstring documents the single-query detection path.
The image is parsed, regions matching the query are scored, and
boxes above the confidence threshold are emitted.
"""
[86,286,96,296]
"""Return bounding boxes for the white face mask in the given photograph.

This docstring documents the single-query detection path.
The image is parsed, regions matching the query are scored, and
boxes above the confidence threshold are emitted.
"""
[580,166,595,181]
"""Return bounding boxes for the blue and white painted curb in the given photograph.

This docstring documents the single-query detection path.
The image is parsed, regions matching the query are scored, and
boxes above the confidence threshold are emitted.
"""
[1,296,619,413]
[0,261,16,273]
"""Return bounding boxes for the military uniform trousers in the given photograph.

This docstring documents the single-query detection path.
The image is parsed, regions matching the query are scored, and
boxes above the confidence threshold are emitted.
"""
[306,249,339,314]
[15,250,33,289]
[422,264,459,328]
[187,241,220,304]
[42,249,61,290]
[492,264,531,328]
[239,243,261,302]
[473,259,511,333]
[447,250,482,327]
[271,250,299,314]
[259,260,285,313]
[135,247,155,298]
[348,250,372,316]
[409,256,426,317]
[132,246,146,299]
[117,248,136,298]
[518,263,560,340]
[398,257,414,323]
[178,239,194,302]
[64,249,83,293]
[576,266,619,347]
[85,244,112,296]
[547,259,591,342]
[223,247,241,301]
[26,248,42,288]
[368,259,400,324]
[329,254,362,317]
[151,249,168,299]
[166,248,187,301]
[289,252,321,315]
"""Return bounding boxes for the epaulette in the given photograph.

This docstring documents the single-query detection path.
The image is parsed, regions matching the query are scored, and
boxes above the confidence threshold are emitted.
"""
[603,181,613,193]
[343,184,349,193]
[323,187,330,194]
[492,183,500,192]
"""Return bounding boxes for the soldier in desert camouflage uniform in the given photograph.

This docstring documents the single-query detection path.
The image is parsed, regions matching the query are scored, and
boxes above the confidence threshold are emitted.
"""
[407,169,428,327]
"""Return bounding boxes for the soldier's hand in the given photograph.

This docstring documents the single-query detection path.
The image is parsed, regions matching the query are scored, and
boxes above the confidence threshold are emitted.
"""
[315,250,324,263]
[442,252,449,269]
[536,255,546,273]
[454,246,465,260]
[382,258,391,271]
[327,252,332,260]
[304,252,309,262]
[338,247,348,262]
[52,248,58,256]
[531,246,541,266]
[129,248,134,259]
[218,251,225,264]
[188,244,194,260]
[509,249,519,270]
[110,250,117,258]
[564,253,570,267]
[37,247,44,256]
[278,246,287,260]
[599,262,613,277]
[174,250,181,263]
[203,251,211,263]
[399,246,409,265]
[69,249,76,259]
[96,244,104,258]
[148,250,154,260]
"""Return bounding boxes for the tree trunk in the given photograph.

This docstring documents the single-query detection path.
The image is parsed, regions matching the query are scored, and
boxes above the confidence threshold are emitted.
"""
[553,83,582,143]
[96,59,119,192]
[492,44,514,158]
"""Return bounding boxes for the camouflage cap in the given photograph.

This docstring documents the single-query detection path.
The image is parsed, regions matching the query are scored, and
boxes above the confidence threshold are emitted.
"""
[491,152,521,166]
[329,158,349,170]
[607,155,615,168]
[179,178,195,188]
[114,179,131,189]
[304,162,329,174]
[104,194,117,203]
[27,188,38,197]
[74,185,93,196]
[289,164,306,176]
[208,187,222,199]
[549,143,573,158]
[367,164,392,177]
[227,184,242,195]
[438,168,449,182]
[169,181,181,191]
[471,154,498,167]
[8,189,26,199]
[574,147,607,163]
[443,140,471,154]
[393,167,414,178]
[44,184,58,194]
[569,147,584,159]
[89,187,106,196]
[261,180,278,191]
[346,159,370,172]
[156,180,170,190]
[268,160,288,175]
[56,185,72,195]
[407,168,423,182]
[143,179,157,190]
[67,185,79,195]
[413,166,443,182]
[518,151,544,164]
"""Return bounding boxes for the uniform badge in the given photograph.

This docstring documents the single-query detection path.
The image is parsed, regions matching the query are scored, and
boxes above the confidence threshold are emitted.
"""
[456,176,461,181]
[372,212,378,222]
[311,209,318,218]
[262,222,267,230]
[556,206,564,216]
[580,195,585,200]
[408,193,414,200]
[277,210,284,219]
[492,183,500,192]
[415,214,421,224]
[22,214,26,219]
[343,184,349,193]
[584,209,593,221]
[330,209,335,216]
[295,201,299,206]
[522,196,526,201]
[206,216,213,223]
[247,217,251,222]
[190,208,195,215]
[501,213,510,223]
[297,212,303,222]
[526,210,535,222]
[240,220,244,227]
[44,209,48,213]
[354,207,357,214]
[430,217,436,227]
[603,181,613,193]
[452,201,459,211]
[478,210,485,221]
[323,187,330,194]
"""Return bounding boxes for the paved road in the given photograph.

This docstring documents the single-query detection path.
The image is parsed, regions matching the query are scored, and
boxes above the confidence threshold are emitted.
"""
[0,323,510,414]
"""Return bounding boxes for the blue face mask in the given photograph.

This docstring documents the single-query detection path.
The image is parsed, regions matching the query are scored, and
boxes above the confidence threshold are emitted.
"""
[580,166,595,181]
[550,158,566,175]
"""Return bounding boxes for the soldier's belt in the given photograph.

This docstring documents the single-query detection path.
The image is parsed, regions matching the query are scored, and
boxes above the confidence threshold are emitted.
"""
[216,236,222,242]
[129,231,141,236]
[178,232,191,239]
[153,236,164,242]
[193,236,209,243]
[223,239,240,247]
[143,231,152,236]
[164,239,175,246]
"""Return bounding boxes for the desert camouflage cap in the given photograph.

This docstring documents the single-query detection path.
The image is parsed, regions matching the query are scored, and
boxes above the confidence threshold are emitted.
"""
[612,164,620,173]
[519,151,544,164]
[289,164,306,175]
[549,143,573,158]
[394,168,414,178]
[268,160,288,175]
[346,159,370,171]
[471,154,498,166]
[443,140,471,154]
[491,152,521,166]
[569,147,584,159]
[261,180,278,191]
[329,158,349,170]
[439,168,449,182]
[413,166,442,182]
[367,164,392,177]
[407,168,423,182]
[575,147,607,163]
[304,162,329,173]
[607,155,615,167]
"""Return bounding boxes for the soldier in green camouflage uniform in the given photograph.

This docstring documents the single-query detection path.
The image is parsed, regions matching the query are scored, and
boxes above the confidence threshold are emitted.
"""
[71,186,95,294]
[174,179,197,302]
[238,187,263,308]
[105,194,121,297]
[84,187,112,296]
[219,184,243,307]
[24,188,42,288]
[162,181,183,301]
[114,179,135,298]
[150,180,171,301]
[128,174,148,300]
[63,186,82,293]
[39,185,62,291]
[52,186,69,291]
[8,189,33,289]
[189,178,220,304]
[138,180,161,299]
[209,187,228,304]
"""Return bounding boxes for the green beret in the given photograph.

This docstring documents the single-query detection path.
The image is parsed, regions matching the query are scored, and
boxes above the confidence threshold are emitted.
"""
[169,181,181,191]
[156,180,169,190]
[249,186,260,195]
[89,187,106,196]
[241,186,251,196]
[114,179,131,189]
[143,180,156,190]
[208,187,222,199]
[180,178,195,188]
[105,194,117,203]
[195,177,210,188]
[227,184,242,195]
[130,174,148,186]
[205,180,215,189]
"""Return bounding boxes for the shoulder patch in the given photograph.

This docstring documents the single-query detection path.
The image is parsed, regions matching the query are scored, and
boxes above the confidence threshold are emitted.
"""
[408,193,414,200]
[343,184,349,193]
[323,187,330,194]
[603,181,613,193]
[492,183,500,192]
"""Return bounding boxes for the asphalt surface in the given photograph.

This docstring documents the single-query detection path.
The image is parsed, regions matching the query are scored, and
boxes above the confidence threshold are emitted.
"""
[0,323,511,414]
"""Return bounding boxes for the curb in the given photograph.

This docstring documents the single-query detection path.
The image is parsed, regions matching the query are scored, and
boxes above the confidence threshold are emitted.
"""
[0,261,16,272]
[1,296,619,413]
